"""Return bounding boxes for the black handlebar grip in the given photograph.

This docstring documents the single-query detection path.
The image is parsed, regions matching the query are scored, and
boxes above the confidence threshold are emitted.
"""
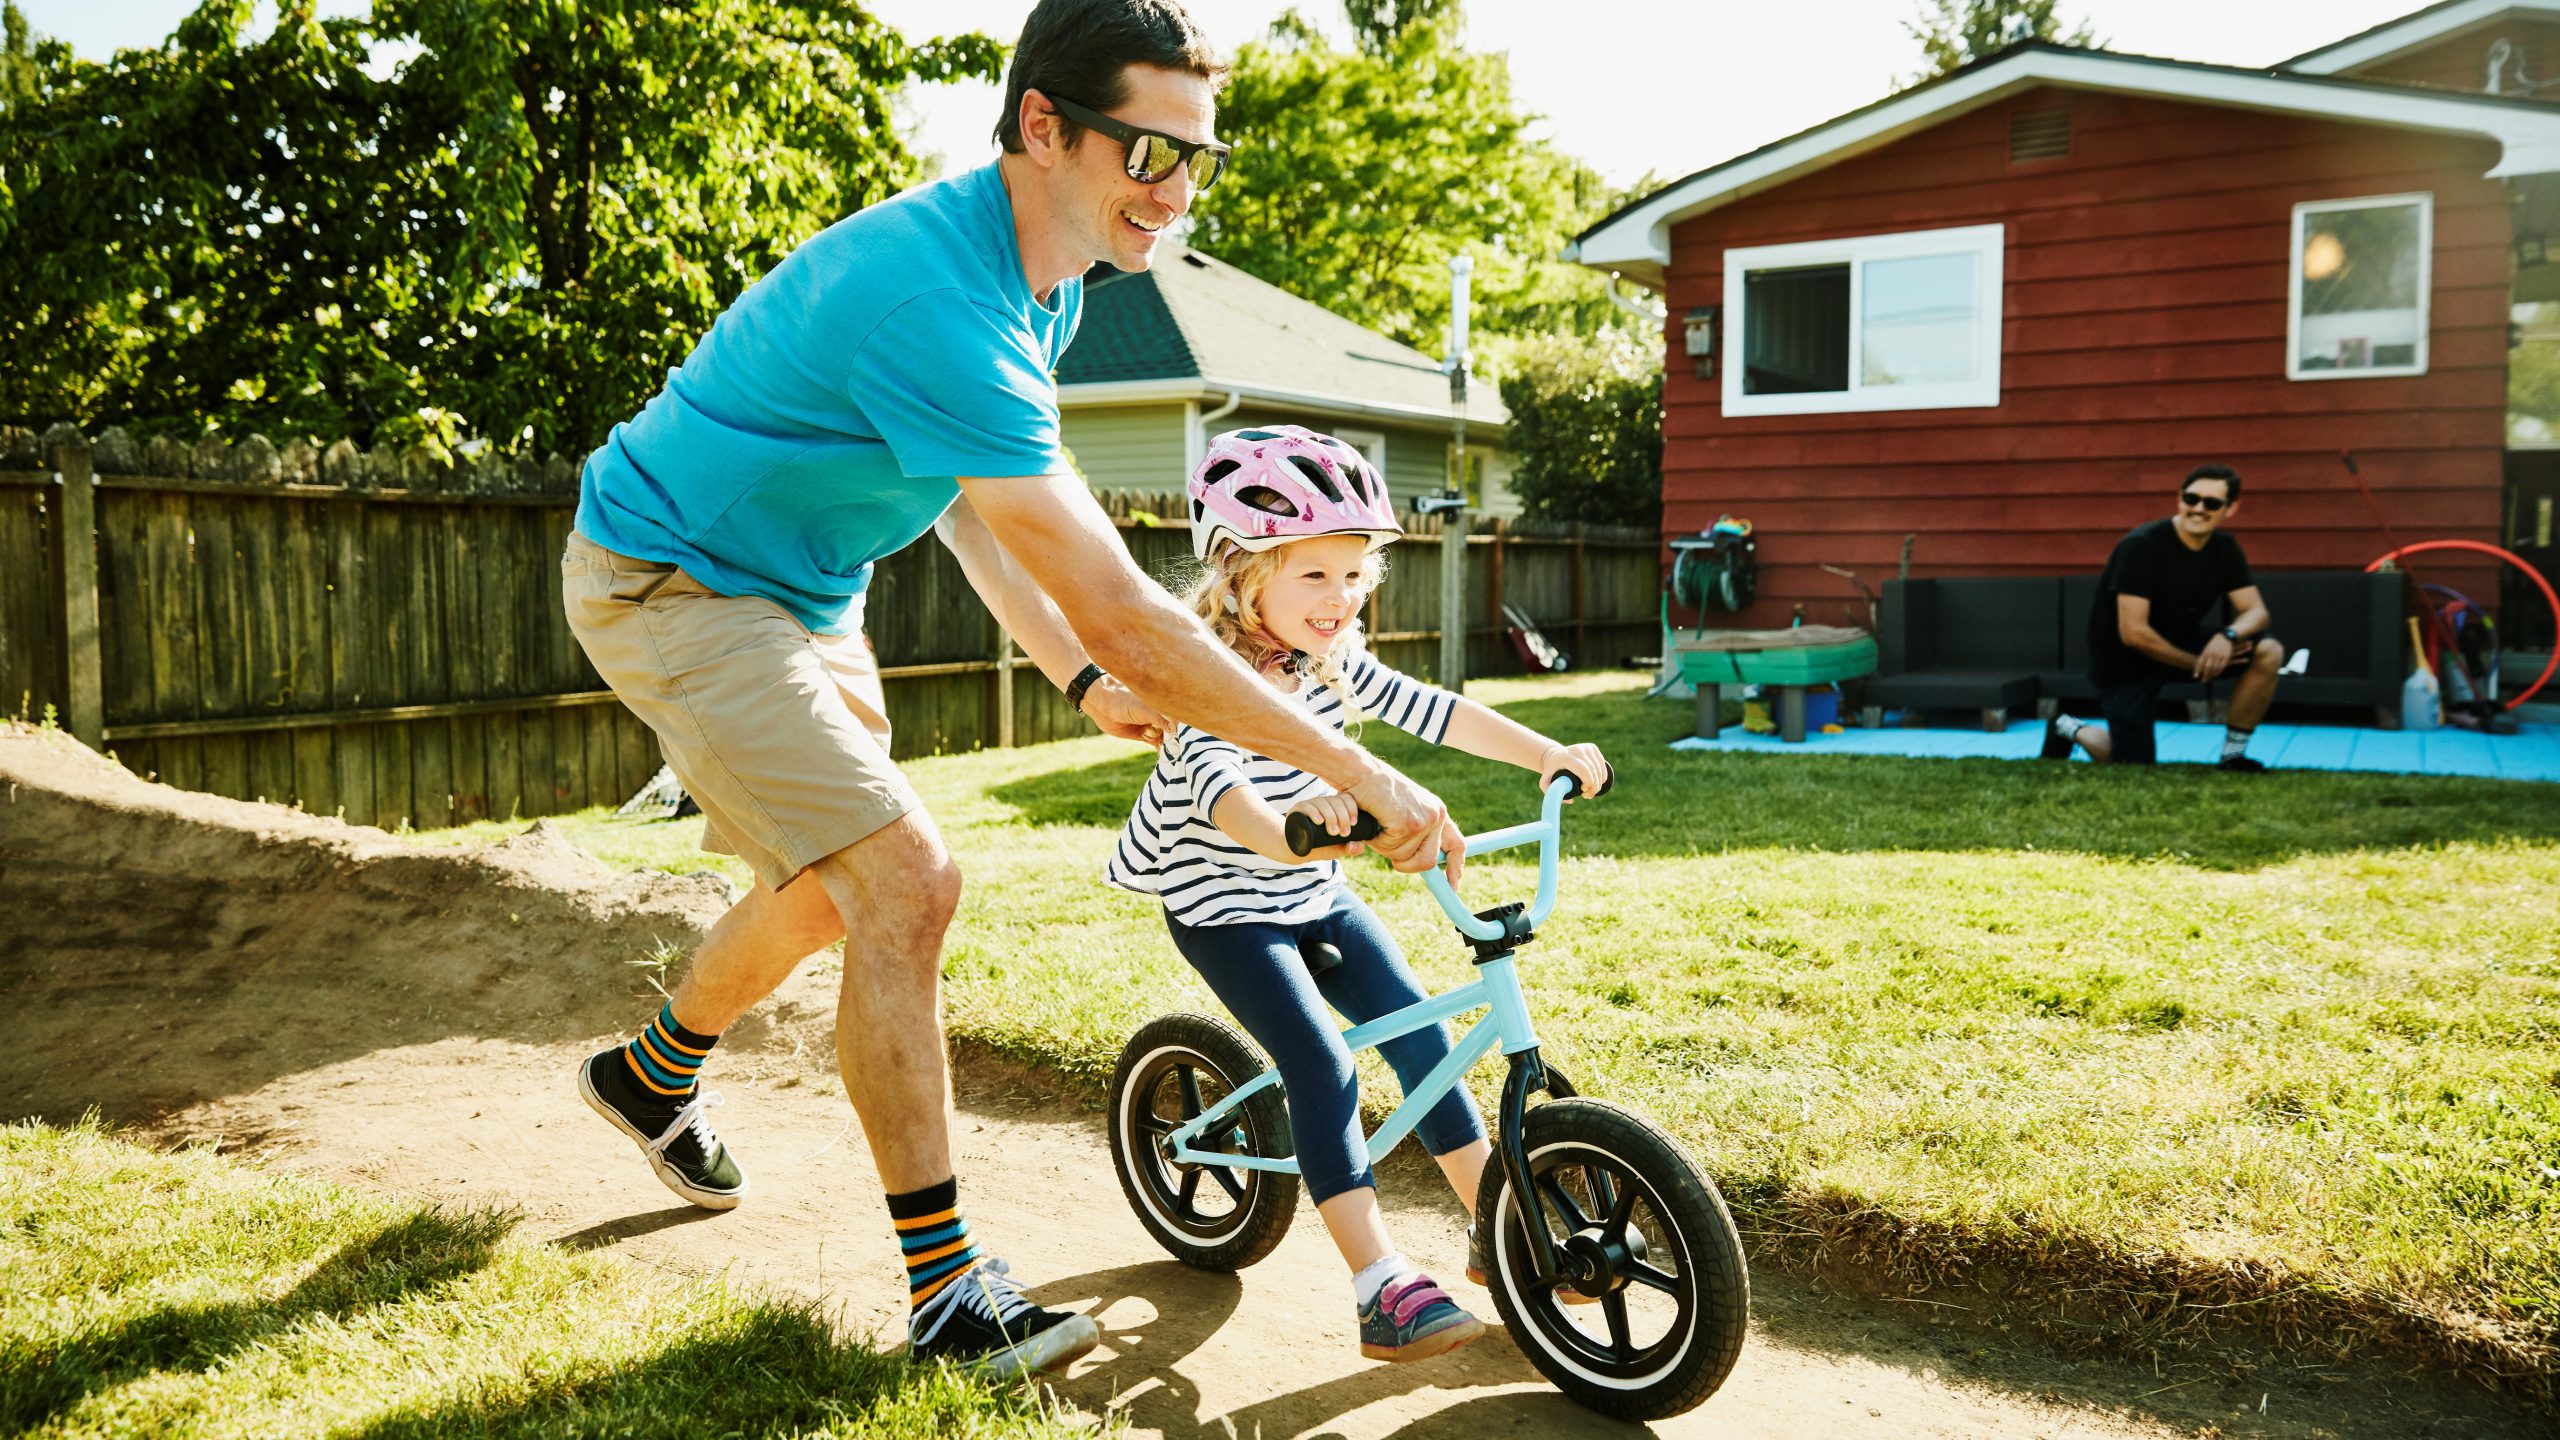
[1285,809,1385,856]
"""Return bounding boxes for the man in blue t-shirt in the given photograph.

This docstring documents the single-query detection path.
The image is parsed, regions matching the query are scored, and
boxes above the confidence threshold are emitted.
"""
[2042,465,2289,770]
[560,0,1466,1381]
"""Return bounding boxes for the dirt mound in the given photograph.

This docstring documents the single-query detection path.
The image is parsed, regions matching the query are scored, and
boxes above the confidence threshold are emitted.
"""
[0,723,731,1123]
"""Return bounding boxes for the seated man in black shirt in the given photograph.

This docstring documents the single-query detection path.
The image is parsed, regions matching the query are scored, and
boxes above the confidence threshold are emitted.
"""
[2043,464,2286,772]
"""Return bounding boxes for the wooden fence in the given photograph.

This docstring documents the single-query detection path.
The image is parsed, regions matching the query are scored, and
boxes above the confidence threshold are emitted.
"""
[1,427,1660,829]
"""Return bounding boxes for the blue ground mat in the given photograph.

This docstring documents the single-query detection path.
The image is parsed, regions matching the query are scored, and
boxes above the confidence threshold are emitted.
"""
[1669,716,2560,783]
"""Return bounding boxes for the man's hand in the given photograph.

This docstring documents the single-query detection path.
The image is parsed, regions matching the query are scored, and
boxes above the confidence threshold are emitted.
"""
[1082,676,1165,746]
[2193,633,2235,680]
[1346,767,1465,884]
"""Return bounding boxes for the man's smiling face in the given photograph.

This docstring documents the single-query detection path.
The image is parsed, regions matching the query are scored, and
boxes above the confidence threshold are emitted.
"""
[1052,64,1220,273]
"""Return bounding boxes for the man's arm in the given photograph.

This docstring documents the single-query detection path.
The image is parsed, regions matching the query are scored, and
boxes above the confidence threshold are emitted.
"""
[934,495,1159,740]
[955,473,1463,874]
[2115,594,2199,672]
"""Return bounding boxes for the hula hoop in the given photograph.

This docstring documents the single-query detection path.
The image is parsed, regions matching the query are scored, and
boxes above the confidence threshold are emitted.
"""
[2365,541,2558,710]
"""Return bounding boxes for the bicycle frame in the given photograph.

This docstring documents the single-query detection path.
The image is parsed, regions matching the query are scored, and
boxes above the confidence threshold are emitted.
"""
[1159,777,1586,1283]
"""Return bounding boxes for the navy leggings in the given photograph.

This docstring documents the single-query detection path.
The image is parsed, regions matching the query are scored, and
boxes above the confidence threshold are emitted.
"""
[1164,892,1487,1204]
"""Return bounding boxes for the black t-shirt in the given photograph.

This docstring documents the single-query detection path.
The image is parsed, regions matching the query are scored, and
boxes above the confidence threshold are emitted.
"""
[2087,518,2253,682]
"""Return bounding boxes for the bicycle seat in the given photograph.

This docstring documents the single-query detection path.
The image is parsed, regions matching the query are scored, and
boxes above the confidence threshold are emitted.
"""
[1300,940,1345,976]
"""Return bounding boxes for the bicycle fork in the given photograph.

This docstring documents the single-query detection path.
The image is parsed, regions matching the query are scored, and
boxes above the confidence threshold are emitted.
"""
[1469,904,1583,1296]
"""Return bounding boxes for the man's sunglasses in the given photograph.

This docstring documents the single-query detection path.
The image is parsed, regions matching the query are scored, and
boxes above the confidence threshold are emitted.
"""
[1047,93,1231,191]
[2179,491,2229,512]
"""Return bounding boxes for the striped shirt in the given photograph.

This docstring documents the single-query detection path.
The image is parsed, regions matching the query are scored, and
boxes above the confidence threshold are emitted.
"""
[1106,651,1458,927]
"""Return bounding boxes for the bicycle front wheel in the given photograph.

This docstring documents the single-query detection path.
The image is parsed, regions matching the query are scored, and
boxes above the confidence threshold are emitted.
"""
[1476,1097,1749,1420]
[1108,1012,1299,1271]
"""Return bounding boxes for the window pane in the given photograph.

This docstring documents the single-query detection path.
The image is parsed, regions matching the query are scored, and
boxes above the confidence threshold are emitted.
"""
[2298,203,2424,371]
[1742,264,1849,394]
[1861,252,1978,387]
[2511,302,2560,445]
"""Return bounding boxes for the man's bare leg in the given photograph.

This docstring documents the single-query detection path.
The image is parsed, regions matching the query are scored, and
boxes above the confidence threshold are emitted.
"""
[804,810,962,1192]
[663,874,844,1033]
[2226,636,2286,733]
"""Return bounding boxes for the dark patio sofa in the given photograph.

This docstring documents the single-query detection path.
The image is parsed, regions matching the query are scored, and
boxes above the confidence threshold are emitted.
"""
[1864,577,2057,732]
[1868,569,2408,730]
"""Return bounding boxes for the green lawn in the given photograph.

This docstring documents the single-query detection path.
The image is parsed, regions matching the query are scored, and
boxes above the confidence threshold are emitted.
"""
[0,1118,1102,1439]
[423,672,2560,1388]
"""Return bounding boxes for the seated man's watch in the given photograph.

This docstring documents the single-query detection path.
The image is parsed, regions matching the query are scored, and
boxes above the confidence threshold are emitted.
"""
[2222,626,2243,644]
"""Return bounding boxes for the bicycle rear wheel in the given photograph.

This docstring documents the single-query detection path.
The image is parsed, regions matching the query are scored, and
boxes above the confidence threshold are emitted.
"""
[1108,1013,1299,1271]
[1476,1097,1748,1420]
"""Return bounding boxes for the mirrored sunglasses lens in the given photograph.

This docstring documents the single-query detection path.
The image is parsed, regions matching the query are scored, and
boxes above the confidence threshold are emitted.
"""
[1128,133,1181,182]
[1186,147,1224,190]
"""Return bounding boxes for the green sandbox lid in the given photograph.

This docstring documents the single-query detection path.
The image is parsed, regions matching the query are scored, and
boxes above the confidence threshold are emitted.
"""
[1677,634,1878,687]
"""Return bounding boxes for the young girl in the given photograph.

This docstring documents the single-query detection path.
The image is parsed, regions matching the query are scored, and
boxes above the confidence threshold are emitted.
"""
[1107,425,1609,1363]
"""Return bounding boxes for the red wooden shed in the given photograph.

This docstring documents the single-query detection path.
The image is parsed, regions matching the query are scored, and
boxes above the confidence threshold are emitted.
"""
[1568,2,2560,650]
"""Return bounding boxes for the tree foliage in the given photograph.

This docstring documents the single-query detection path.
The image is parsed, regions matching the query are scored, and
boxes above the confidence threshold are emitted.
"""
[1904,0,2098,80]
[0,0,1001,454]
[1184,4,1618,365]
[1496,326,1661,530]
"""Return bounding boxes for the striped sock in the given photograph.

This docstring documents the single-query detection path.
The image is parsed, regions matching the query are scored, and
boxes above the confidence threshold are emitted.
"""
[2222,726,2255,761]
[621,1001,717,1099]
[890,1177,981,1310]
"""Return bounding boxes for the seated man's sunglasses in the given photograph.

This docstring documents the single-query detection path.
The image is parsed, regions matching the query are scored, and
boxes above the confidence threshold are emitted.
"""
[1047,93,1231,191]
[2179,491,2229,511]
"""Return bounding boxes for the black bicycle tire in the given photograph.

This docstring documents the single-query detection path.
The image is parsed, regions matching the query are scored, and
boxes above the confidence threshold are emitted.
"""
[1475,1097,1749,1420]
[1107,1012,1299,1271]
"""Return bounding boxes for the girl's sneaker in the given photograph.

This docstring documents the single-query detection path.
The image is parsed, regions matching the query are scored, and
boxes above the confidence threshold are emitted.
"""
[1358,1272,1484,1362]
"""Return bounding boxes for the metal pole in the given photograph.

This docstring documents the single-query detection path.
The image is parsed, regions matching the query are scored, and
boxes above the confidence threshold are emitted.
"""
[1439,254,1474,692]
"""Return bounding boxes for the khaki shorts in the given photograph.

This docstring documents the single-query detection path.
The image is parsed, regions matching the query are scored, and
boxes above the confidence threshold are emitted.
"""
[561,530,916,891]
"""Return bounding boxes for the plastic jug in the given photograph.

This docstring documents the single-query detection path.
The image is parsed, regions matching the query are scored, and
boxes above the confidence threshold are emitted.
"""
[2400,618,2442,731]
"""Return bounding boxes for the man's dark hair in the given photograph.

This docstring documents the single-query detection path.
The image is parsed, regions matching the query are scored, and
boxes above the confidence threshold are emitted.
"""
[996,0,1227,154]
[2184,463,2241,503]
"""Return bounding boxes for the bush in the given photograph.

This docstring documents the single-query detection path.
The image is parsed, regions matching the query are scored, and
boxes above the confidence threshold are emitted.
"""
[1497,326,1663,530]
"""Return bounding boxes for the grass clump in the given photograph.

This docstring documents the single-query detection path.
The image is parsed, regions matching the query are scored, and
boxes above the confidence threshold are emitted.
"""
[424,671,2560,1390]
[1,1117,1102,1439]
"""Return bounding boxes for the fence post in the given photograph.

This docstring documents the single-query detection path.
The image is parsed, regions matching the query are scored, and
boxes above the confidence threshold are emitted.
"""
[1487,516,1507,662]
[52,440,104,749]
[1569,522,1588,665]
[1438,509,1467,692]
[997,633,1018,748]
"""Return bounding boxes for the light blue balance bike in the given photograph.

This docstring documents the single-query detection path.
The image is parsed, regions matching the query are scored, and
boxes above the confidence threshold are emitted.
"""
[1106,776,1749,1420]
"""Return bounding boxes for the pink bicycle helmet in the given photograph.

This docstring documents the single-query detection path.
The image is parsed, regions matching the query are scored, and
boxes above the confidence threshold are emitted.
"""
[1187,425,1401,562]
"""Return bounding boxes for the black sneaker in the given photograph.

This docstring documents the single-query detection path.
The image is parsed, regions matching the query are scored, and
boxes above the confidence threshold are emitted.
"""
[909,1257,1101,1379]
[2217,755,2268,774]
[2040,716,2076,761]
[578,1047,747,1209]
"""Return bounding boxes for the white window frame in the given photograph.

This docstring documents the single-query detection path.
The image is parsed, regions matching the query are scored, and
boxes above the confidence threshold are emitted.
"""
[1333,427,1387,484]
[2287,192,2433,382]
[1721,222,2005,417]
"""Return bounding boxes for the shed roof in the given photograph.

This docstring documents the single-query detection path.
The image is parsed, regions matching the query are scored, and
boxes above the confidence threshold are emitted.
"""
[1058,244,1507,430]
[1567,39,2560,288]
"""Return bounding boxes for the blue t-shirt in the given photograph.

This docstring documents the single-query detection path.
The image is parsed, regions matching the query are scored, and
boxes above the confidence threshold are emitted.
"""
[575,162,1082,634]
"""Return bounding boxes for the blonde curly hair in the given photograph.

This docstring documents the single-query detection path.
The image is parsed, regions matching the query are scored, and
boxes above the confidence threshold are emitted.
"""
[1183,540,1389,723]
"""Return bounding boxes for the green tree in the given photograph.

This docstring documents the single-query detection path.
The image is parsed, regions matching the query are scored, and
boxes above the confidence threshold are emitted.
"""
[1496,326,1661,529]
[1184,4,1616,365]
[1,1,62,109]
[0,0,1001,454]
[1905,0,2098,80]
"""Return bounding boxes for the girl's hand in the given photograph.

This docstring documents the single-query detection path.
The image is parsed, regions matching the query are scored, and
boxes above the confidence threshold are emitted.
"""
[1539,742,1610,799]
[1286,791,1369,859]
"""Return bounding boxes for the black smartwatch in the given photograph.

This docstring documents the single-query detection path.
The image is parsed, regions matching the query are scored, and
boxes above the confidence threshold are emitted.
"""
[2222,626,2243,645]
[1065,662,1106,713]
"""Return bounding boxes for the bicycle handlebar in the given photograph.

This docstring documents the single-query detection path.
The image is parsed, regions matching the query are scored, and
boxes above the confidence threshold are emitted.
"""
[1282,766,1612,940]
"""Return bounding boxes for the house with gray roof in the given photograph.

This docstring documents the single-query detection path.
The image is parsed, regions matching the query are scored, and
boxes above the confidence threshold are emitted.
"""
[1057,244,1516,515]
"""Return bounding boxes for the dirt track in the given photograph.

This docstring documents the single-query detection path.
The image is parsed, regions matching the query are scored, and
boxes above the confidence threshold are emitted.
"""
[0,724,2532,1439]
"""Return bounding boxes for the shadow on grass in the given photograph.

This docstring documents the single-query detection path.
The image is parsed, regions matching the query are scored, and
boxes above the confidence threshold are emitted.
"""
[340,1301,1001,1440]
[988,688,2560,870]
[0,1206,514,1431]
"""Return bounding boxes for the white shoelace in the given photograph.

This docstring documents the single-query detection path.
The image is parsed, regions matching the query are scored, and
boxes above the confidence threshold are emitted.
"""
[646,1088,724,1159]
[912,1256,1037,1346]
